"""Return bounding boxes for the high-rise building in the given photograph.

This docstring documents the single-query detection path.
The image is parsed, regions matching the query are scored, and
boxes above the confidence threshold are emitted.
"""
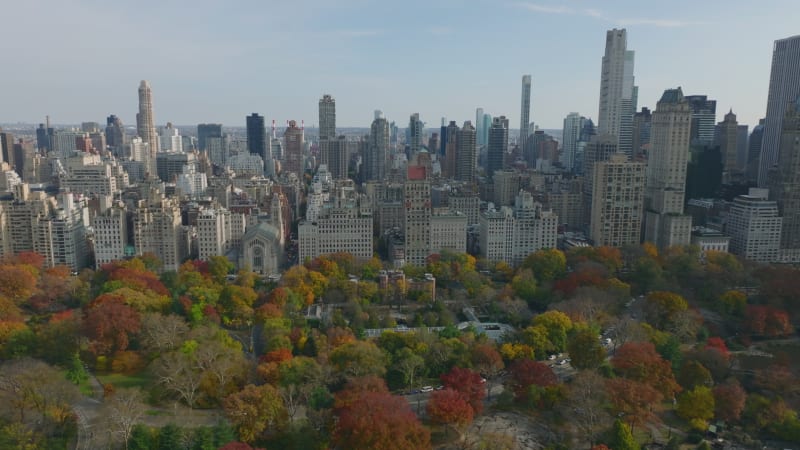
[105,115,125,155]
[93,202,128,268]
[158,122,182,152]
[520,75,532,153]
[404,166,432,266]
[323,136,348,180]
[197,123,223,152]
[299,186,373,262]
[282,120,304,177]
[644,87,693,250]
[136,80,159,176]
[475,108,486,149]
[246,113,267,160]
[758,35,800,187]
[479,190,558,266]
[487,116,509,178]
[455,121,477,183]
[561,113,584,171]
[685,95,717,145]
[582,134,618,230]
[716,109,740,180]
[479,112,492,149]
[319,94,336,140]
[632,107,652,159]
[408,113,423,155]
[134,194,186,272]
[364,114,389,182]
[590,153,645,246]
[771,96,800,251]
[0,131,14,167]
[737,125,749,171]
[598,28,637,157]
[443,121,459,179]
[727,188,781,263]
[747,119,766,183]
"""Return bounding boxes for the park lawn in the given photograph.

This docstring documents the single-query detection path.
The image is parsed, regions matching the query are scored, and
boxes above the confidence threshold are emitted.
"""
[96,371,152,390]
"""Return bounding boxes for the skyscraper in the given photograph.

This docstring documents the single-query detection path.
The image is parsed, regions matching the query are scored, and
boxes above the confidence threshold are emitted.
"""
[319,94,336,140]
[408,113,423,154]
[475,108,485,149]
[486,116,509,178]
[282,120,304,177]
[631,107,652,159]
[747,119,766,183]
[771,96,800,252]
[561,113,584,172]
[106,115,126,155]
[136,80,159,176]
[520,75,532,153]
[364,114,390,182]
[455,121,476,183]
[644,87,693,250]
[246,114,267,160]
[759,35,800,187]
[590,153,645,247]
[685,95,717,145]
[717,109,740,180]
[443,121,459,178]
[598,29,636,157]
[404,165,432,267]
[197,123,223,152]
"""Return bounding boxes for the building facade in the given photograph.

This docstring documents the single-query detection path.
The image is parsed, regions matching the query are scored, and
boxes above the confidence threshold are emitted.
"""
[590,153,645,246]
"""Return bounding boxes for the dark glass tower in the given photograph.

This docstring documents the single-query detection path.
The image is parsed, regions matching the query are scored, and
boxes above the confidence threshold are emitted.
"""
[246,114,267,159]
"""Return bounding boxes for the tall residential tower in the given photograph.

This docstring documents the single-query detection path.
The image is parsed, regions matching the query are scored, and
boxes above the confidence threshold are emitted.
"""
[520,75,532,153]
[136,80,159,176]
[598,29,637,158]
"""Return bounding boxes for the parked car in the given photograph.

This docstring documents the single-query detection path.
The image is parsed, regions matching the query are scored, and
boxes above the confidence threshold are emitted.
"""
[421,386,434,393]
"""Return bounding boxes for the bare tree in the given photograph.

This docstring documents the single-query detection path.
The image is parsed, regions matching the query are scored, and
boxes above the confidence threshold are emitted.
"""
[0,358,79,426]
[560,370,611,448]
[138,313,189,354]
[154,351,203,408]
[101,388,148,450]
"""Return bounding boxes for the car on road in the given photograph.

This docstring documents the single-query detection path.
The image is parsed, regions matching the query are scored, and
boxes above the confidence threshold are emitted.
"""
[557,359,567,365]
[421,386,434,393]
[548,354,557,360]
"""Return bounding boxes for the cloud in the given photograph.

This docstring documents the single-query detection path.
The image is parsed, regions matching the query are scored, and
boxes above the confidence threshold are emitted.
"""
[513,2,704,28]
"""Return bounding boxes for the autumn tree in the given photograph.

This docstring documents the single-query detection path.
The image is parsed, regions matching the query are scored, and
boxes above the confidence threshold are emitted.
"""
[0,264,38,304]
[713,380,746,423]
[611,341,680,398]
[440,366,486,415]
[567,328,606,370]
[427,388,474,439]
[394,347,425,388]
[605,378,662,426]
[0,358,79,427]
[508,358,557,404]
[138,313,189,355]
[329,340,388,379]
[676,386,715,430]
[718,290,746,316]
[471,343,504,398]
[223,384,288,443]
[644,291,688,330]
[83,296,141,355]
[333,389,430,450]
[678,360,713,390]
[532,310,573,352]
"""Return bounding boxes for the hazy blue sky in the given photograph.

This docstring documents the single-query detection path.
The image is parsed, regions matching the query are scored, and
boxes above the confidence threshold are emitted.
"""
[2,0,798,130]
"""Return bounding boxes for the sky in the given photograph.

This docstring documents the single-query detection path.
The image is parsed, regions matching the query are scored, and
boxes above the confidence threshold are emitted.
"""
[1,0,799,130]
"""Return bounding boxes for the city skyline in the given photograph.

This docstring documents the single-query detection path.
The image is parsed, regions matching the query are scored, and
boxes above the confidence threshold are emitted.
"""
[1,1,798,130]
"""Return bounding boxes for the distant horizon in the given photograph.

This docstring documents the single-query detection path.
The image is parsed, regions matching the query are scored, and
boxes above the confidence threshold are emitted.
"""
[2,1,799,129]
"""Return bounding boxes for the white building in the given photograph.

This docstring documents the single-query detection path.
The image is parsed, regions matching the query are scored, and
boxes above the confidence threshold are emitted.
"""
[159,123,183,152]
[597,28,637,157]
[92,202,128,268]
[298,186,373,262]
[227,153,264,178]
[479,191,558,266]
[60,153,129,197]
[176,164,207,197]
[196,206,245,261]
[727,188,781,263]
[133,194,185,272]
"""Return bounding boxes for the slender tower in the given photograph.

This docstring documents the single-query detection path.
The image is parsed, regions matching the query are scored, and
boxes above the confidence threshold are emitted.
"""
[136,80,159,176]
[520,75,532,153]
[598,29,636,157]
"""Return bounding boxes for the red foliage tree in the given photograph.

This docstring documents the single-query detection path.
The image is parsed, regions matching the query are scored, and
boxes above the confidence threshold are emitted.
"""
[605,378,662,426]
[591,445,611,450]
[219,443,263,450]
[440,366,486,415]
[333,390,431,450]
[611,342,680,398]
[334,375,390,412]
[261,348,293,364]
[713,380,746,422]
[744,305,794,337]
[508,358,557,402]
[83,297,141,355]
[427,388,474,436]
[705,337,729,358]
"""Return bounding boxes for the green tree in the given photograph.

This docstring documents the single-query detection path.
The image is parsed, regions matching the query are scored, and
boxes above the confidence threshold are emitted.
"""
[677,386,715,431]
[208,256,234,285]
[157,424,183,450]
[128,424,153,450]
[678,360,713,390]
[329,340,388,379]
[522,248,567,282]
[532,310,573,352]
[511,269,538,302]
[567,328,606,370]
[609,418,638,450]
[65,352,88,385]
[644,291,688,330]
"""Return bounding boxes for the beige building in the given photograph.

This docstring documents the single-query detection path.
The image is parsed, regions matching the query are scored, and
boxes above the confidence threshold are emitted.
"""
[92,202,128,268]
[479,191,558,266]
[197,206,245,261]
[590,153,645,246]
[431,209,468,255]
[644,88,693,250]
[717,110,740,181]
[133,193,185,272]
[547,178,583,230]
[727,188,781,263]
[298,187,373,262]
[404,166,432,266]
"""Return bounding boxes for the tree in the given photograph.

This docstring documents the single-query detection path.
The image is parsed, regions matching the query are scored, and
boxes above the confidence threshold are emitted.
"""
[718,290,746,316]
[65,352,89,385]
[644,291,688,330]
[678,360,713,390]
[508,358,557,403]
[83,296,141,355]
[333,390,431,450]
[394,347,425,388]
[0,358,79,426]
[510,269,538,302]
[611,342,680,398]
[128,424,154,450]
[223,384,288,443]
[154,350,203,408]
[102,388,148,450]
[605,378,662,426]
[677,386,715,430]
[522,248,566,282]
[138,313,189,354]
[440,366,486,415]
[713,380,746,423]
[532,310,573,352]
[0,264,38,304]
[567,328,606,370]
[329,340,388,379]
[609,419,638,450]
[562,371,610,447]
[156,423,183,450]
[427,388,474,439]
